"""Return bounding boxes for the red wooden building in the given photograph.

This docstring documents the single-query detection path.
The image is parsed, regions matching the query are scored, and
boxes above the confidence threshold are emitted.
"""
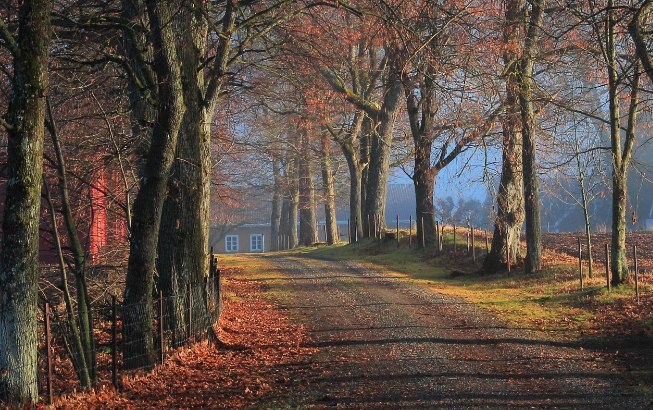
[0,152,129,265]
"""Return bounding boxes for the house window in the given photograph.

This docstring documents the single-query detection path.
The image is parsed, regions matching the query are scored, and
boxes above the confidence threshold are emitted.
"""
[250,234,264,252]
[225,235,239,253]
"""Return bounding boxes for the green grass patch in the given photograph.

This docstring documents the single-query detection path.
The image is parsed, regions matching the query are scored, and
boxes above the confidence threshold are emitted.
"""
[297,236,652,340]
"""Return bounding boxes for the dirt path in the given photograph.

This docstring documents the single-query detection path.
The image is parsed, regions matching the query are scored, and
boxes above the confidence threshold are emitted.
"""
[251,253,651,409]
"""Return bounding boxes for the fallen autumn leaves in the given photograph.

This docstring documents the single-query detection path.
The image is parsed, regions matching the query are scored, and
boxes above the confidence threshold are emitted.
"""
[48,266,317,409]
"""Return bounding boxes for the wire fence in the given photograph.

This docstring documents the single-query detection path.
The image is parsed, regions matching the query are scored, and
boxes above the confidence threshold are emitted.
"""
[31,253,222,405]
[344,213,650,296]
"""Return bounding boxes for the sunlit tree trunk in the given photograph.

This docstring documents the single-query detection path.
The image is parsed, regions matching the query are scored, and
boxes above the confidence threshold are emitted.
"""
[606,3,640,285]
[320,133,338,244]
[271,156,284,250]
[484,0,525,273]
[288,153,299,248]
[299,131,318,246]
[0,1,51,405]
[520,0,545,274]
[364,72,403,231]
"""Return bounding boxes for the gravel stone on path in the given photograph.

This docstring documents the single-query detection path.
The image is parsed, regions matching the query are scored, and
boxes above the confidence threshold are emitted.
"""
[256,254,651,409]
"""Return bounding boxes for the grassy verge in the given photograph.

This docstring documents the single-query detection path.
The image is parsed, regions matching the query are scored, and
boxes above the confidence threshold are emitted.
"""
[218,253,300,311]
[303,235,653,393]
[293,234,652,341]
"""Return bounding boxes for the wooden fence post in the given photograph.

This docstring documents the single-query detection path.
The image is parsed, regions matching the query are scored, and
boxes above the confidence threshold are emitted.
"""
[439,222,443,252]
[45,303,53,405]
[605,243,610,291]
[578,236,584,290]
[471,225,476,263]
[421,217,425,249]
[111,295,118,389]
[396,214,400,248]
[453,224,457,257]
[347,218,351,244]
[634,244,639,304]
[355,217,359,243]
[159,291,165,364]
[187,283,192,342]
[409,215,412,249]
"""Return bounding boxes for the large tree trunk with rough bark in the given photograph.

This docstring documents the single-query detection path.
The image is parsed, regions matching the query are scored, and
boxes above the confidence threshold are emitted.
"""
[611,172,629,284]
[484,0,525,273]
[365,73,403,231]
[520,0,545,274]
[157,3,213,346]
[413,141,437,246]
[0,1,50,405]
[360,128,370,224]
[404,70,439,247]
[122,0,186,370]
[342,145,363,242]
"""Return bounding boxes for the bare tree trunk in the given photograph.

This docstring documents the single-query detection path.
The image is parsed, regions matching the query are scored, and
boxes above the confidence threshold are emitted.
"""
[520,0,545,274]
[320,133,338,245]
[360,124,370,222]
[157,3,214,345]
[288,153,299,248]
[365,72,403,231]
[580,179,594,278]
[46,102,95,386]
[606,2,640,285]
[299,131,318,246]
[43,181,90,389]
[271,157,284,251]
[484,0,525,273]
[414,149,437,247]
[123,0,186,370]
[574,139,594,278]
[0,1,50,405]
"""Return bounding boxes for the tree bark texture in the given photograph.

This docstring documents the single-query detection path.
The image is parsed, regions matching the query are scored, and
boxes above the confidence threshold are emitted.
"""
[288,153,299,248]
[606,2,640,285]
[404,68,439,247]
[320,133,338,245]
[484,0,525,273]
[299,131,318,246]
[123,0,186,370]
[157,1,219,345]
[519,0,545,274]
[0,1,50,405]
[364,70,403,232]
[271,156,284,250]
[279,188,290,247]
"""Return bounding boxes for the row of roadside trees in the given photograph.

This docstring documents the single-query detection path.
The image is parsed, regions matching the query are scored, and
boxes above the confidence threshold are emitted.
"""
[2,0,653,407]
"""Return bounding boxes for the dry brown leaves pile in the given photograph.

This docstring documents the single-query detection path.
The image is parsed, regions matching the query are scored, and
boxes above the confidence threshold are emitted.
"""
[48,267,317,409]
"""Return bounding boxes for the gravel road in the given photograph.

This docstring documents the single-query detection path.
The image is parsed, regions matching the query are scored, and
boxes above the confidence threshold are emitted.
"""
[253,253,651,409]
